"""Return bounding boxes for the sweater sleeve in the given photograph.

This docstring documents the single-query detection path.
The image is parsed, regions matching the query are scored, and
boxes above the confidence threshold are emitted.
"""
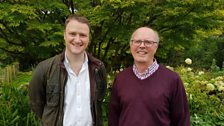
[170,75,190,126]
[109,76,121,126]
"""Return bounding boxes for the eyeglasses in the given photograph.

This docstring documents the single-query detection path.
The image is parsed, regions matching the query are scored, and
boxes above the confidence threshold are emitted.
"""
[131,40,158,47]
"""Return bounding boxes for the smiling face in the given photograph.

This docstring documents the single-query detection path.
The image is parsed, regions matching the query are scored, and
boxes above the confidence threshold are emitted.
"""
[64,19,90,57]
[130,27,159,66]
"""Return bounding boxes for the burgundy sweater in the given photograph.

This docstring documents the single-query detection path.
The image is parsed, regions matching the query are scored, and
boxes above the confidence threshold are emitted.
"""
[109,65,190,126]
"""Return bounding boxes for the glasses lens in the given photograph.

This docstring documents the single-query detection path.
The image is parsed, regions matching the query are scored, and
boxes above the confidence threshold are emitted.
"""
[132,40,157,47]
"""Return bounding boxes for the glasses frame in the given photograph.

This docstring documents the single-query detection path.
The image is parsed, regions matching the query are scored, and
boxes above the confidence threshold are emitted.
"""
[131,40,158,47]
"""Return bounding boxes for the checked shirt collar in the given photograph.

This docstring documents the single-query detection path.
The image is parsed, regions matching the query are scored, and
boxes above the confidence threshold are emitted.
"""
[133,59,159,80]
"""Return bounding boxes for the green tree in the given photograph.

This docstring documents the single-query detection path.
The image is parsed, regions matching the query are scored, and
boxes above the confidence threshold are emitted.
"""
[0,0,224,71]
[0,0,68,70]
[77,0,224,70]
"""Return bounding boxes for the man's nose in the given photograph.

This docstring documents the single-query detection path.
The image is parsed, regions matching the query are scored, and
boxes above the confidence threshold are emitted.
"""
[74,35,81,42]
[139,41,146,47]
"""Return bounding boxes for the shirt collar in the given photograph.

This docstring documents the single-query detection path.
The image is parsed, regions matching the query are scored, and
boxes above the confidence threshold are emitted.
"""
[64,52,88,64]
[133,59,159,80]
[64,52,88,75]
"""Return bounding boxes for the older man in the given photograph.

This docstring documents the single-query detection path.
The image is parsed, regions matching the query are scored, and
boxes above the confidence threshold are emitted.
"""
[109,27,190,126]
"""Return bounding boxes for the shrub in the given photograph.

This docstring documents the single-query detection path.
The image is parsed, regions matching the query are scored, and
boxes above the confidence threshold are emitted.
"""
[1,67,224,125]
[175,66,224,125]
[0,72,39,126]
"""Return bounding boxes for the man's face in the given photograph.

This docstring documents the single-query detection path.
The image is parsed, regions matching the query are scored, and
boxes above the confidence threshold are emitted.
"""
[64,20,89,56]
[130,28,158,65]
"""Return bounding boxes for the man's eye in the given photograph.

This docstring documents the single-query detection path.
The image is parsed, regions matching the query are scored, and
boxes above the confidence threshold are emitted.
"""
[135,40,142,44]
[70,33,76,36]
[80,34,87,37]
[144,41,152,45]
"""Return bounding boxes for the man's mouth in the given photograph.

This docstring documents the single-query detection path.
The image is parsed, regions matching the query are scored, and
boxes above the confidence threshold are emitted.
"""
[71,42,83,47]
[137,51,147,55]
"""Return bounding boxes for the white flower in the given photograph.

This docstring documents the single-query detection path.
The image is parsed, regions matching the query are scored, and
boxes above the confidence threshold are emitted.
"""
[215,81,224,87]
[187,67,192,71]
[218,86,224,91]
[198,71,204,75]
[194,114,198,119]
[184,82,189,86]
[206,83,215,91]
[201,80,208,85]
[185,58,192,65]
[190,94,193,100]
[215,76,224,81]
[166,66,174,71]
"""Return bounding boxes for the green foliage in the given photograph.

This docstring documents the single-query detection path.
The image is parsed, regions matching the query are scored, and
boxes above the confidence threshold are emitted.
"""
[210,59,220,72]
[174,66,224,125]
[0,0,224,72]
[0,0,68,70]
[1,65,224,125]
[102,72,117,125]
[76,0,224,71]
[184,35,224,69]
[0,72,39,126]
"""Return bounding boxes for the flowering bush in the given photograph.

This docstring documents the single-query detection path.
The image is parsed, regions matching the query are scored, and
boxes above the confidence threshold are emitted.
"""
[174,66,224,125]
[1,64,224,125]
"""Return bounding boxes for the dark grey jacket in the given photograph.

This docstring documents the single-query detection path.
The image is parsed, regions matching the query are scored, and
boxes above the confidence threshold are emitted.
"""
[29,51,107,126]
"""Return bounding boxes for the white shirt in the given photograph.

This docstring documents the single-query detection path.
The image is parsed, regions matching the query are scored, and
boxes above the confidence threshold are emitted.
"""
[63,52,92,126]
